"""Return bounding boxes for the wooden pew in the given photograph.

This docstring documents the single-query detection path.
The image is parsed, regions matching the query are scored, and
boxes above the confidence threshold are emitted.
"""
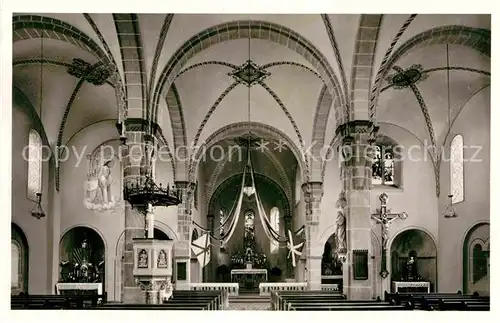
[438,299,490,311]
[95,290,224,311]
[171,290,225,310]
[410,294,487,310]
[97,303,209,310]
[385,291,474,306]
[274,291,412,311]
[385,291,490,311]
[11,293,106,309]
[271,291,346,310]
[289,303,409,311]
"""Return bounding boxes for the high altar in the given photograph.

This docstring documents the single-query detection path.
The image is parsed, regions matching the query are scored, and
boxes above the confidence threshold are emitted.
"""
[231,263,268,289]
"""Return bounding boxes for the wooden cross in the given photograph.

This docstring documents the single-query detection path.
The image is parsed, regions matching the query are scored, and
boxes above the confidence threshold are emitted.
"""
[371,192,408,278]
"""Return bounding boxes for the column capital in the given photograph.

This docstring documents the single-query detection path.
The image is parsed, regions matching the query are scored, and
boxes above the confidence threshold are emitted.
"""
[175,181,196,190]
[335,120,379,141]
[301,181,323,195]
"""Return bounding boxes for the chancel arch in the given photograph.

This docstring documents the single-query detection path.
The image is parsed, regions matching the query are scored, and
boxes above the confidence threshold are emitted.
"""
[462,222,490,295]
[11,223,29,295]
[190,121,308,185]
[389,228,437,292]
[207,172,291,285]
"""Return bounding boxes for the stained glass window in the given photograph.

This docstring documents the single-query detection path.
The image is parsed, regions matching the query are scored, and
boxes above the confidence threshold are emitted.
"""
[372,145,395,186]
[450,135,464,204]
[270,207,280,253]
[27,129,42,200]
[244,210,255,239]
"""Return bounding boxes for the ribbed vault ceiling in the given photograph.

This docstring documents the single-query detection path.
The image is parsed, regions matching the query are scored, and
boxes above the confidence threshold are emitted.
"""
[12,13,491,184]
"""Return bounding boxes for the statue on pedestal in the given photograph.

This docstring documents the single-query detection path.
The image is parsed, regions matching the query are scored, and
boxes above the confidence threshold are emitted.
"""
[402,251,421,281]
[335,191,347,253]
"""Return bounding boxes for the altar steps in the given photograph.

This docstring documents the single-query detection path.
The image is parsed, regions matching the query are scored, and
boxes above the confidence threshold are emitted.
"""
[227,293,271,310]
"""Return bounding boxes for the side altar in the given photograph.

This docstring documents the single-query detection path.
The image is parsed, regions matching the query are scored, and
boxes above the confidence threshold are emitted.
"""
[391,251,430,293]
[56,239,105,300]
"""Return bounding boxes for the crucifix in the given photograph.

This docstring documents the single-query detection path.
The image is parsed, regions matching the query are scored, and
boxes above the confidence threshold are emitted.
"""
[371,192,408,278]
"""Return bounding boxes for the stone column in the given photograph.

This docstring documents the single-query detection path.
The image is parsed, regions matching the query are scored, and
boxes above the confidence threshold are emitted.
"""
[47,165,61,293]
[121,131,147,303]
[173,181,196,290]
[301,182,323,290]
[338,120,376,300]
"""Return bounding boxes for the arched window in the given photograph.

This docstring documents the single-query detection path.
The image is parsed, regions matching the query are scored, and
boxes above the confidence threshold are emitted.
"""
[270,207,280,253]
[27,129,42,200]
[11,224,28,294]
[11,242,20,289]
[450,134,464,204]
[244,210,255,239]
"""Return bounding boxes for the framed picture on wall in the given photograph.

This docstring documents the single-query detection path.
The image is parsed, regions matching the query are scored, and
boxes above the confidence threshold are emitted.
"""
[353,249,368,280]
[177,262,187,281]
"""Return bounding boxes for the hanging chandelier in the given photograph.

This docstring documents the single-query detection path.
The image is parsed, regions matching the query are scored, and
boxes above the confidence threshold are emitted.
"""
[442,44,458,219]
[123,176,181,210]
[122,120,181,213]
[443,194,457,218]
[31,192,45,219]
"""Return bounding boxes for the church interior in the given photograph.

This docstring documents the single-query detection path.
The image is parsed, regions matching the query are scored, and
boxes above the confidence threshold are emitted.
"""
[9,13,491,310]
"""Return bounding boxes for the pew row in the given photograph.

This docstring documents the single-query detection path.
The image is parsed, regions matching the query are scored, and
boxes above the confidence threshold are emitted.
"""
[385,291,490,311]
[11,293,107,309]
[95,290,225,311]
[272,291,411,311]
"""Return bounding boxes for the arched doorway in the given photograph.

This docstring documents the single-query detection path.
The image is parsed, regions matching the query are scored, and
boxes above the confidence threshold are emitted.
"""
[463,223,490,295]
[390,229,437,292]
[59,227,105,293]
[321,233,343,291]
[11,223,29,295]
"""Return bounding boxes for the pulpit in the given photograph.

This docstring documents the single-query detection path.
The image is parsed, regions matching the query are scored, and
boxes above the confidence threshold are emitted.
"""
[133,238,174,304]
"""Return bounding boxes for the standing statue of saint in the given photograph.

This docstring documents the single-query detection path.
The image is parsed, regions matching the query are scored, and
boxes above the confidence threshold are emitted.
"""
[98,159,115,204]
[335,191,347,252]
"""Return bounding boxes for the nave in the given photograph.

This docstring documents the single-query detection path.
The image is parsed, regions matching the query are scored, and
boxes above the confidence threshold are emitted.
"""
[9,11,491,312]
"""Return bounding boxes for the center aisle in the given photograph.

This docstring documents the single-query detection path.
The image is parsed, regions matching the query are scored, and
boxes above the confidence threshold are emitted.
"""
[226,291,271,310]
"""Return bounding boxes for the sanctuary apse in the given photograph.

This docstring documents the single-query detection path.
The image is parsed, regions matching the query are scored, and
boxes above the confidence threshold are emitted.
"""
[9,12,490,309]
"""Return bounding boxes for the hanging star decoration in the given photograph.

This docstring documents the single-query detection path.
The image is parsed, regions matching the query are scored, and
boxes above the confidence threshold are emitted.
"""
[273,139,288,152]
[286,229,304,267]
[190,233,211,267]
